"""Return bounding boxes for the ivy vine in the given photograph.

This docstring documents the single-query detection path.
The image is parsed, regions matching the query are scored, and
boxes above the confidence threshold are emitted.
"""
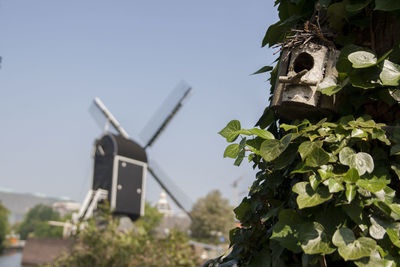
[206,0,400,266]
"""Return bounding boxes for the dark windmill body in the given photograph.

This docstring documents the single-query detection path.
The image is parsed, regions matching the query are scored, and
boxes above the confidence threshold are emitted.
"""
[75,82,193,226]
[92,133,147,221]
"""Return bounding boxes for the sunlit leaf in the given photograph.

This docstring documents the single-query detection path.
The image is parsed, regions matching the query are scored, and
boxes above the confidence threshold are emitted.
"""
[333,228,377,261]
[299,222,336,255]
[348,51,377,68]
[346,184,356,203]
[240,128,275,140]
[292,182,332,209]
[380,60,400,86]
[260,134,291,162]
[339,147,356,165]
[356,176,389,193]
[332,228,355,247]
[344,168,360,183]
[386,228,400,248]
[224,144,240,158]
[219,120,241,142]
[369,216,388,239]
[328,178,344,193]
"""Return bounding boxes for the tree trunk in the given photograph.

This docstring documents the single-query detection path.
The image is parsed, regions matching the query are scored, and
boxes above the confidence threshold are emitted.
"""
[372,11,400,57]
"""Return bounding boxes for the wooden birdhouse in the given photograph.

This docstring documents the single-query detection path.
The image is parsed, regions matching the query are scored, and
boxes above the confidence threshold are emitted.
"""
[270,42,339,120]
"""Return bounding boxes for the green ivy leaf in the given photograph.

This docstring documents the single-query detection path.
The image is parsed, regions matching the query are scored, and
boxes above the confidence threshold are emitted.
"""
[389,89,400,102]
[340,148,374,175]
[344,168,360,183]
[305,147,330,167]
[346,184,357,203]
[248,248,271,267]
[272,144,298,170]
[327,2,347,30]
[333,228,377,261]
[337,45,364,73]
[332,228,355,247]
[271,209,302,253]
[252,66,273,75]
[280,123,298,131]
[260,134,291,162]
[346,0,372,12]
[320,85,344,96]
[299,222,336,255]
[355,255,396,267]
[356,176,390,193]
[387,228,400,248]
[309,175,321,192]
[390,203,400,216]
[375,0,400,11]
[348,51,377,68]
[234,149,245,166]
[328,178,345,193]
[352,153,374,175]
[292,182,332,209]
[380,60,400,86]
[339,147,356,165]
[391,163,400,179]
[342,200,368,226]
[338,237,377,261]
[298,141,321,160]
[240,128,275,140]
[224,144,240,158]
[318,76,347,96]
[318,165,334,181]
[234,199,251,222]
[369,216,389,239]
[390,144,400,155]
[255,107,275,129]
[351,128,368,138]
[349,68,381,89]
[219,120,241,142]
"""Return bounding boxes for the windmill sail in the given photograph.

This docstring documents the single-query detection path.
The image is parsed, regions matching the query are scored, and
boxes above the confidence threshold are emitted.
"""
[91,97,130,139]
[140,81,192,148]
[147,159,193,219]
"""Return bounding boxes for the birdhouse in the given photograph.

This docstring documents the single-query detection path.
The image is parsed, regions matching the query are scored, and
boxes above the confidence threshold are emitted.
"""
[270,42,340,120]
[92,133,147,221]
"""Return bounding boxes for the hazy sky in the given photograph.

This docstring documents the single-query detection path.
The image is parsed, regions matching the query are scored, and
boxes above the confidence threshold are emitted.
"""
[0,1,278,209]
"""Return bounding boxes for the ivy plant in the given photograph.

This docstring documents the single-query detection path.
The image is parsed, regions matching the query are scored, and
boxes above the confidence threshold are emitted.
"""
[206,0,400,266]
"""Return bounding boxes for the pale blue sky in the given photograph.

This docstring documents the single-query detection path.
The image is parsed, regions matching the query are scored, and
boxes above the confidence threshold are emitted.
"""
[0,1,278,207]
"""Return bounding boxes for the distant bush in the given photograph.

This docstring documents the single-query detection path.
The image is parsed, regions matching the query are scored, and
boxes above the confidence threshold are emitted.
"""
[18,204,62,240]
[0,201,9,252]
[51,204,200,267]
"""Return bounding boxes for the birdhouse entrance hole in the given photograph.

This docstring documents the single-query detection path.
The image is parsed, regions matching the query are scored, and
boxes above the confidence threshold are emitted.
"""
[293,52,314,73]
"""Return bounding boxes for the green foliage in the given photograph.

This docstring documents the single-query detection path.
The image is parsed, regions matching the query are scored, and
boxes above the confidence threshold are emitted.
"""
[134,202,164,234]
[0,201,9,252]
[18,204,62,240]
[52,204,199,267]
[208,0,400,265]
[190,190,234,244]
[214,115,400,265]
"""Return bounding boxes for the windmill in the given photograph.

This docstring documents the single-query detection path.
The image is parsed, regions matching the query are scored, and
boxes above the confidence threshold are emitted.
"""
[75,82,193,224]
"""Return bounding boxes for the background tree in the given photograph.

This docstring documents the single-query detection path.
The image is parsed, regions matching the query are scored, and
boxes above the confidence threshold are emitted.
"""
[207,0,400,266]
[0,201,9,252]
[52,203,200,267]
[190,190,234,244]
[18,204,62,239]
